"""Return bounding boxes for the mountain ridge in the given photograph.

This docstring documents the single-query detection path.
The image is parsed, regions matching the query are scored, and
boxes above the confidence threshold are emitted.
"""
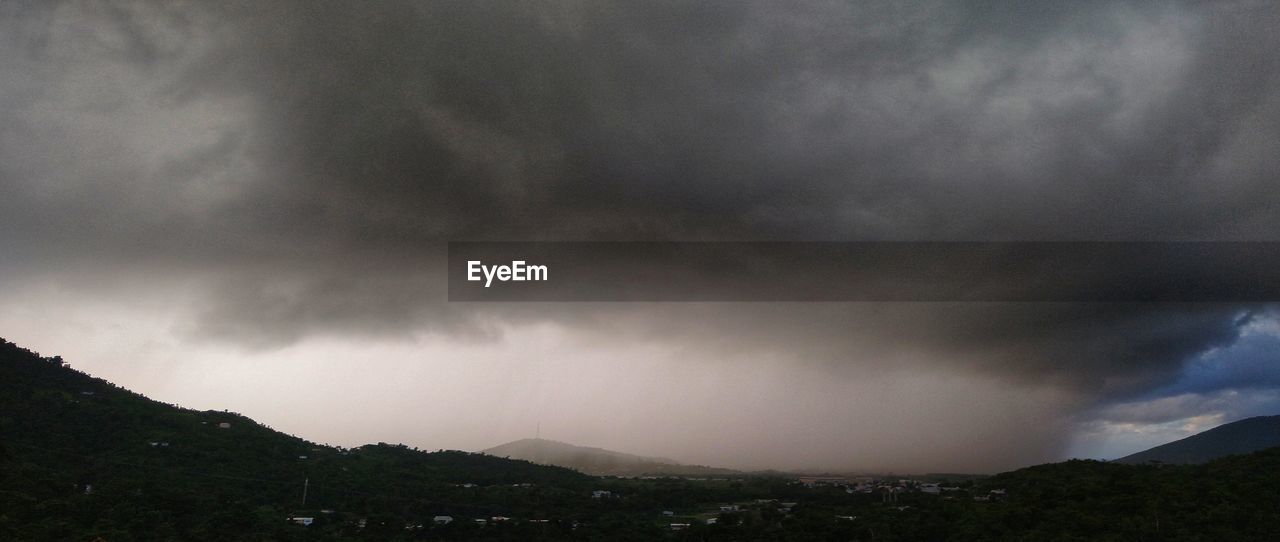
[1115,414,1280,465]
[483,437,739,477]
[8,336,1280,539]
[0,336,591,539]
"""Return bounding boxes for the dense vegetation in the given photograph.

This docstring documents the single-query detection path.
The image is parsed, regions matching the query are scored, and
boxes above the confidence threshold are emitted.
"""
[3,337,1280,540]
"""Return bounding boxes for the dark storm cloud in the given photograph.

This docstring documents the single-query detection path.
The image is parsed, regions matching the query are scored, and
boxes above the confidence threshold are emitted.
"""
[1097,308,1280,422]
[2,1,1279,409]
[596,302,1258,400]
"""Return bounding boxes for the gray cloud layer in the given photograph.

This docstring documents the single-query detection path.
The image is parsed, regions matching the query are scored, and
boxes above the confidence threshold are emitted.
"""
[2,1,1278,470]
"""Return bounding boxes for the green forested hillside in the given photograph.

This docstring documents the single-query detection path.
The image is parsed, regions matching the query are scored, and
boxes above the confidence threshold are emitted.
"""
[968,453,1280,540]
[0,338,592,540]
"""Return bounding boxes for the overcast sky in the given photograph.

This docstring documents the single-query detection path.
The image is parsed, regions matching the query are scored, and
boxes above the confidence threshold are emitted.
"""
[2,1,1279,473]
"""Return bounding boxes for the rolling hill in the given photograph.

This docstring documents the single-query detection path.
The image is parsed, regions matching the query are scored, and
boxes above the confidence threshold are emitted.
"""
[9,334,1280,540]
[0,337,590,540]
[1115,415,1280,465]
[483,438,739,477]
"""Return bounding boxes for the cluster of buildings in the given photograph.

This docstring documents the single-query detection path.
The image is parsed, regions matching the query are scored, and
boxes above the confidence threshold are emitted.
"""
[663,498,801,530]
[798,475,1008,503]
[290,514,556,530]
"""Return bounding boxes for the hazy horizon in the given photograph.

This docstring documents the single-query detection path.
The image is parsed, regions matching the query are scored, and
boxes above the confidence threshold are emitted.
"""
[3,1,1280,475]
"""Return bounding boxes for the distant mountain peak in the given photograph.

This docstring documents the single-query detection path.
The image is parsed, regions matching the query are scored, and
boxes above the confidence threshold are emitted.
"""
[1115,415,1280,465]
[482,438,736,476]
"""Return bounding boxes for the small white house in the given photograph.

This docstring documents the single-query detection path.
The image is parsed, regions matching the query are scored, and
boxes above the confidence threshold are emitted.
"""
[591,490,612,498]
[433,515,453,525]
[217,422,231,429]
[288,517,314,526]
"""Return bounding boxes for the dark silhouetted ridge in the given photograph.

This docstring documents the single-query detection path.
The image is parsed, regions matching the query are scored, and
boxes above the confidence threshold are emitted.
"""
[1115,415,1280,465]
[483,438,738,476]
[0,337,588,539]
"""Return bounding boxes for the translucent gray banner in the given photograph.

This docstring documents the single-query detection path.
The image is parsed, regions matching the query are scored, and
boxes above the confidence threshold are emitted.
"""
[447,242,1280,302]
